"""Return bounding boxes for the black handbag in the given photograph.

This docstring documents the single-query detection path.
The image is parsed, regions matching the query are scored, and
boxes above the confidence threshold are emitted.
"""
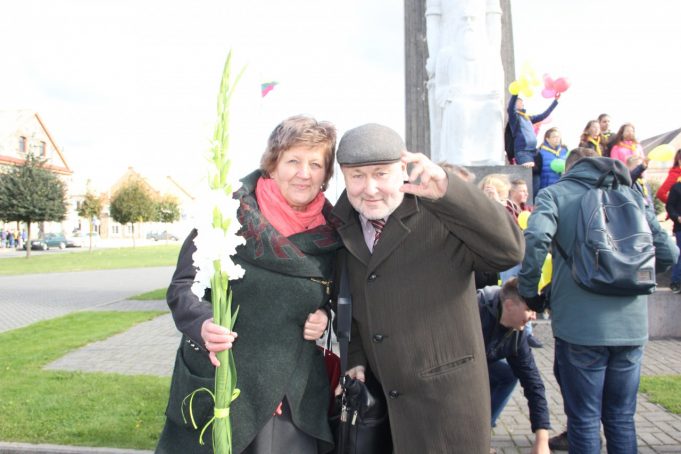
[329,262,392,454]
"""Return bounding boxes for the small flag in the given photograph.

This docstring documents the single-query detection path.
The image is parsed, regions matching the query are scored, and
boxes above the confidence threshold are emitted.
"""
[261,81,278,97]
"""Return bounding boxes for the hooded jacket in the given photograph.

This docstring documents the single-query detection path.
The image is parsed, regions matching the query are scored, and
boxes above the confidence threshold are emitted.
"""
[518,157,678,346]
[477,286,551,432]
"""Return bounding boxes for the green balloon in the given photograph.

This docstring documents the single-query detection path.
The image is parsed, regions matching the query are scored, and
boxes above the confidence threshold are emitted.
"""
[551,158,566,174]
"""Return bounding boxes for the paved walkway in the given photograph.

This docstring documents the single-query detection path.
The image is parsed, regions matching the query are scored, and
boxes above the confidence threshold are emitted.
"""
[0,267,174,333]
[2,270,681,453]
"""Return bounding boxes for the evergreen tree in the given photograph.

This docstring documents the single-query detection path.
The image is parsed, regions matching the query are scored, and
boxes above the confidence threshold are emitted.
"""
[0,153,67,258]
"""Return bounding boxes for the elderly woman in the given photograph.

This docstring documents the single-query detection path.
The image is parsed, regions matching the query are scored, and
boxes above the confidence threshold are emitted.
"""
[156,115,342,454]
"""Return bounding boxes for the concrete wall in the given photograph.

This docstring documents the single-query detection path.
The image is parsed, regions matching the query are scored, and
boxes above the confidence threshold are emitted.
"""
[648,288,681,339]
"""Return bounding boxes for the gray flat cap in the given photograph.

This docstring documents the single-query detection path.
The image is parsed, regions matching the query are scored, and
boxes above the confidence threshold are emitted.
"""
[337,123,405,167]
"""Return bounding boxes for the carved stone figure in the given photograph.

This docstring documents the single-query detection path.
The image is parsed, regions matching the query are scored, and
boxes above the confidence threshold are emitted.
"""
[426,0,505,166]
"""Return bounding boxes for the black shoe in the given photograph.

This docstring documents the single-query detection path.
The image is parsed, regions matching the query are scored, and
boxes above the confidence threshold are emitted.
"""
[548,430,569,451]
[527,335,543,349]
[671,282,681,294]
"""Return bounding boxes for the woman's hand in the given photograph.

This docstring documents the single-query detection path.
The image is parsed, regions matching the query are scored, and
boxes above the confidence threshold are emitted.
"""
[303,309,328,340]
[201,318,238,367]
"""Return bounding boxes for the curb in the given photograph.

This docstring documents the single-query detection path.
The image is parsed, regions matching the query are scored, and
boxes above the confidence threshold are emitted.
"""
[0,442,152,454]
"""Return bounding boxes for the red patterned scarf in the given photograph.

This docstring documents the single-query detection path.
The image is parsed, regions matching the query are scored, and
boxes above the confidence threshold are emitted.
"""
[255,177,326,237]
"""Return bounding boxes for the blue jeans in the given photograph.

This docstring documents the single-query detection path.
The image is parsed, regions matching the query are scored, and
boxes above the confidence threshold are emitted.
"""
[672,231,681,284]
[489,359,518,427]
[554,338,643,454]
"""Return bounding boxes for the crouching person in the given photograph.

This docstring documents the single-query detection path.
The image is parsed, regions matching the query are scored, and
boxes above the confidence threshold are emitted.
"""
[478,278,551,454]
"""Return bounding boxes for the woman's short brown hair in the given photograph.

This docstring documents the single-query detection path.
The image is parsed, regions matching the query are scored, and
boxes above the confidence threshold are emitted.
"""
[260,115,337,190]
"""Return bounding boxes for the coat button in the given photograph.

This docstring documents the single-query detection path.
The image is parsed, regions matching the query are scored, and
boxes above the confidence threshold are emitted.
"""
[372,334,384,343]
[368,273,377,281]
[388,390,400,399]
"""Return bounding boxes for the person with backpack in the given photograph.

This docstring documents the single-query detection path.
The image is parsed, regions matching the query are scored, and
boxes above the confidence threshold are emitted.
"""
[518,148,678,454]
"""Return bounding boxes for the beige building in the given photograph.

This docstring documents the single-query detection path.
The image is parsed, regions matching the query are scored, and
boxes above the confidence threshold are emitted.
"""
[0,110,75,237]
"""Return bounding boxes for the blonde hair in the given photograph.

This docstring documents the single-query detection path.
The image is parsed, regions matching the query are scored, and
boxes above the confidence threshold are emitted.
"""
[478,173,510,201]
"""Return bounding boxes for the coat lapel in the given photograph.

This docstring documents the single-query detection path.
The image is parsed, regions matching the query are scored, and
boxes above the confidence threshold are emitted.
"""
[332,193,371,266]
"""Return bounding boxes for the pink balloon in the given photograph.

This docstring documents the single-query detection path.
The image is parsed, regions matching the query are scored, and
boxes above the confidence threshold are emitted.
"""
[543,74,555,90]
[541,88,556,99]
[554,77,570,93]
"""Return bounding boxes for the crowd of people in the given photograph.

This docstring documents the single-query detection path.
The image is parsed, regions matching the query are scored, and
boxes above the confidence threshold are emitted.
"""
[154,114,679,454]
[0,229,26,249]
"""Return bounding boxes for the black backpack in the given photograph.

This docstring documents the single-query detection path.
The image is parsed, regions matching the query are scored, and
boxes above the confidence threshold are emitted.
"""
[555,170,656,296]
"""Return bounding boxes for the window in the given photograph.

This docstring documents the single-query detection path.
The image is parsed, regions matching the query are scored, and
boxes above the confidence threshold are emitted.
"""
[112,225,119,235]
[40,141,46,156]
[18,136,26,153]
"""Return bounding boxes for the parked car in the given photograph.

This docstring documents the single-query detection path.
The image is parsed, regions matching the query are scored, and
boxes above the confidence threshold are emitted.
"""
[24,237,49,251]
[44,232,82,249]
[147,231,179,241]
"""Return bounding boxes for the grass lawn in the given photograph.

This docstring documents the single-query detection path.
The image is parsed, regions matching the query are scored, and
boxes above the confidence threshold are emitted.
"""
[130,288,168,301]
[0,311,171,449]
[0,244,180,275]
[640,375,681,414]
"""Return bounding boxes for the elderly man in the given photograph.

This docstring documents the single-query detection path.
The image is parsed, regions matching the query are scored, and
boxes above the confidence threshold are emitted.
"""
[332,123,524,453]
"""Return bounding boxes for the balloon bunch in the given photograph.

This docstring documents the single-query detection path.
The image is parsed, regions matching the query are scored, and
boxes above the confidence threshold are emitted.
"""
[648,144,675,162]
[508,62,541,97]
[541,74,570,99]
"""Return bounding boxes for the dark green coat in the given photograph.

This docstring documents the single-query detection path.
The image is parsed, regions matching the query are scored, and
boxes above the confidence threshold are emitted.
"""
[156,170,342,454]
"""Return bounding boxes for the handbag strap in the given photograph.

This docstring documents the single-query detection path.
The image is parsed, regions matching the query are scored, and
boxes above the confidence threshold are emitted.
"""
[336,256,352,375]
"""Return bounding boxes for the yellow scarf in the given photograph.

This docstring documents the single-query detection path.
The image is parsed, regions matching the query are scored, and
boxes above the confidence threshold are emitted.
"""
[516,110,531,121]
[588,137,602,156]
[540,144,562,157]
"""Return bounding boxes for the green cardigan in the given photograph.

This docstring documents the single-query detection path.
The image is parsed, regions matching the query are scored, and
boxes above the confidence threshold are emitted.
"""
[156,170,342,454]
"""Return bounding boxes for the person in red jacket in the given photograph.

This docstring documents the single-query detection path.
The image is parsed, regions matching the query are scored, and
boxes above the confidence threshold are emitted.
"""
[656,148,681,204]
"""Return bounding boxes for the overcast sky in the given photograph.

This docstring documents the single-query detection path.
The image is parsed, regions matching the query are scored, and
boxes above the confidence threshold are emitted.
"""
[1,0,679,196]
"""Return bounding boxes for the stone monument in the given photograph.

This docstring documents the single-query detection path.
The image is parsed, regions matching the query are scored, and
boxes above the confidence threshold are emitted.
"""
[426,0,505,166]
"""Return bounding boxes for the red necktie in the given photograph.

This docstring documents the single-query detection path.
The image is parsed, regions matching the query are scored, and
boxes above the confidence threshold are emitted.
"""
[370,219,386,247]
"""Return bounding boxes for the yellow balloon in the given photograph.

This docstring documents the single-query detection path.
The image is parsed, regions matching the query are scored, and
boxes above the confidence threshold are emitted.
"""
[517,210,531,230]
[538,254,553,293]
[648,144,675,162]
[508,80,520,95]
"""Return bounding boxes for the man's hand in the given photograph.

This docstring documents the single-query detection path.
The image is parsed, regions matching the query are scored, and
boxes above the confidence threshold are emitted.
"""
[400,150,448,200]
[303,309,328,340]
[523,293,547,313]
[201,318,238,367]
[521,162,535,168]
[531,429,550,454]
[334,365,366,396]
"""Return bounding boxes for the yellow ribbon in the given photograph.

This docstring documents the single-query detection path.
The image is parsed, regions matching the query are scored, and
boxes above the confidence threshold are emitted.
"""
[182,387,241,445]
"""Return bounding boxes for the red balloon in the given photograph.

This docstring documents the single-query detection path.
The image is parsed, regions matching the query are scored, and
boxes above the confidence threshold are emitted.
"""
[541,88,556,99]
[554,77,570,93]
